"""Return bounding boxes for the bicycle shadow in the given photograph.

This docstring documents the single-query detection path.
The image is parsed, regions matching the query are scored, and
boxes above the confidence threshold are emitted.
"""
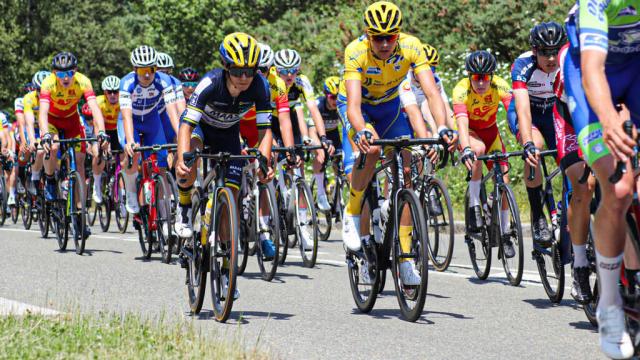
[379,290,450,299]
[467,277,526,288]
[192,310,294,324]
[569,320,597,333]
[281,261,341,268]
[351,308,471,324]
[81,249,124,256]
[241,271,311,283]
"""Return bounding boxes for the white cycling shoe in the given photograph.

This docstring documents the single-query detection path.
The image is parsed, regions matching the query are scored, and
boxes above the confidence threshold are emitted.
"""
[317,194,331,211]
[342,212,361,252]
[300,227,314,250]
[92,186,103,204]
[125,191,140,214]
[174,206,193,238]
[597,305,634,359]
[399,261,421,286]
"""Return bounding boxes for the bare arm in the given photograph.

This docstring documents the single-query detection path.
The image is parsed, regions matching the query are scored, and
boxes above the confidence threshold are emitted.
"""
[345,79,366,133]
[87,98,106,134]
[415,69,447,129]
[306,99,326,137]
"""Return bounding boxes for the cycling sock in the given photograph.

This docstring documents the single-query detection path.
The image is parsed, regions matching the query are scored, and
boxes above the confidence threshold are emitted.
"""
[399,225,413,263]
[299,208,308,223]
[314,173,325,195]
[526,185,544,222]
[572,244,589,268]
[595,251,623,309]
[123,172,138,194]
[259,216,269,230]
[346,187,364,215]
[469,180,481,207]
[178,185,193,206]
[93,173,102,189]
[31,171,40,182]
[500,209,510,233]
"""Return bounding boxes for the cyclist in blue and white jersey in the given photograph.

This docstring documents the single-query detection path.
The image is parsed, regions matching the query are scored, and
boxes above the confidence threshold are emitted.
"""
[563,1,640,358]
[156,52,186,142]
[120,45,179,227]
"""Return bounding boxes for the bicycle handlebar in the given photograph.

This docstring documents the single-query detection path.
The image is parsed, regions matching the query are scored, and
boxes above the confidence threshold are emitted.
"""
[356,136,450,171]
[526,149,558,181]
[609,120,636,184]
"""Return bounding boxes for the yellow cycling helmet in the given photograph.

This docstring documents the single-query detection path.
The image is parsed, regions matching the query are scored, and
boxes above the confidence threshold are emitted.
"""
[219,32,260,68]
[423,43,440,67]
[323,76,340,95]
[364,1,402,36]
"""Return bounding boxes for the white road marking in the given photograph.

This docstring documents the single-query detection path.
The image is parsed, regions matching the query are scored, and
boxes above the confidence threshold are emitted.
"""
[0,297,61,316]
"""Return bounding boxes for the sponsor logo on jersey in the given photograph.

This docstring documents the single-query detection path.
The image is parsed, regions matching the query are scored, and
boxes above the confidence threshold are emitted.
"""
[366,67,381,75]
[620,29,640,45]
[617,6,637,17]
[582,128,602,147]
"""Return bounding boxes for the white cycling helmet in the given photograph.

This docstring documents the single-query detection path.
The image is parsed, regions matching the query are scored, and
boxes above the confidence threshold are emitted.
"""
[156,52,174,69]
[274,49,301,69]
[258,43,274,69]
[101,75,121,91]
[32,70,51,90]
[130,45,157,67]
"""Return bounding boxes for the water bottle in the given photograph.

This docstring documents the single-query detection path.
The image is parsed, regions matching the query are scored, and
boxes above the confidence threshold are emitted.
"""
[372,207,382,244]
[202,195,213,244]
[242,196,251,221]
[380,198,390,235]
[61,179,69,199]
[143,181,152,205]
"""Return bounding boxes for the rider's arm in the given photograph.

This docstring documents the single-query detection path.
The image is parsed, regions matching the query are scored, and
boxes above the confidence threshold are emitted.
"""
[582,50,619,131]
[173,82,187,115]
[306,99,326,137]
[118,87,135,145]
[405,103,431,137]
[513,89,533,143]
[345,80,366,133]
[415,68,447,131]
[452,81,471,149]
[163,85,180,137]
[87,97,106,134]
[296,106,310,139]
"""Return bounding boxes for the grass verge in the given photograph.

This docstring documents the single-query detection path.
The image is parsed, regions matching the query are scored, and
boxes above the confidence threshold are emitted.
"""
[0,312,268,359]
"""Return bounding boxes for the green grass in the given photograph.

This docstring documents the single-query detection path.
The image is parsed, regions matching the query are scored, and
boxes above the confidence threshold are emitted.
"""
[0,312,268,360]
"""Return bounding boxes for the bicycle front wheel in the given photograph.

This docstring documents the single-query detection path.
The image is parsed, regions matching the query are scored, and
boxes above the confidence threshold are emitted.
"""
[137,206,153,259]
[21,195,33,230]
[296,180,318,268]
[423,177,454,272]
[209,187,239,323]
[70,172,88,255]
[115,172,129,233]
[256,182,280,281]
[464,186,491,279]
[186,190,206,314]
[498,184,524,286]
[98,174,112,232]
[155,178,173,264]
[391,189,429,322]
[275,182,289,265]
[0,176,7,226]
[311,176,332,242]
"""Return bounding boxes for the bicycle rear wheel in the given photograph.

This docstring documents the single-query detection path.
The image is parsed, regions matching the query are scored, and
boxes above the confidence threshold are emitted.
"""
[115,172,129,233]
[297,180,318,268]
[237,186,253,275]
[0,176,7,226]
[21,195,32,230]
[311,176,332,242]
[186,191,206,314]
[209,187,238,322]
[87,175,97,227]
[136,206,153,259]
[98,173,112,232]
[38,194,50,238]
[67,173,88,255]
[390,189,429,322]
[423,177,454,272]
[498,184,524,286]
[464,186,491,279]
[10,204,18,224]
[275,183,289,265]
[52,201,66,250]
[256,182,280,281]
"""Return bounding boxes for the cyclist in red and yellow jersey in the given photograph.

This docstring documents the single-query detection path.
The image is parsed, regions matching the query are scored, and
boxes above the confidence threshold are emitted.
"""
[454,50,514,257]
[38,52,109,202]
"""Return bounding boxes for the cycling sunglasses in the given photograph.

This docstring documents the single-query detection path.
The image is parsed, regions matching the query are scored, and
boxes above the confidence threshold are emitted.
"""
[183,81,198,88]
[470,74,492,82]
[228,67,257,78]
[278,67,299,76]
[370,34,399,43]
[55,70,75,79]
[326,93,337,100]
[537,47,560,57]
[105,90,119,95]
[135,67,156,76]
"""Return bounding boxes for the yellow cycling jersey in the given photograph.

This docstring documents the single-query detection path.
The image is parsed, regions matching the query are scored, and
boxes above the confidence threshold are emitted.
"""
[339,33,430,105]
[39,72,96,118]
[452,76,513,130]
[23,91,40,117]
[96,95,120,131]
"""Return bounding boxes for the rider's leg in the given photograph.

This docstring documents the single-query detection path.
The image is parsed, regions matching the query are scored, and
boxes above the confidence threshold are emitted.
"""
[565,161,595,266]
[174,136,201,237]
[91,143,106,203]
[467,133,486,206]
[522,128,548,234]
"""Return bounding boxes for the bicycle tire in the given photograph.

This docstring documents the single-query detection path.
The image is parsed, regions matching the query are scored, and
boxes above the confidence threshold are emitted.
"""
[236,185,253,275]
[533,199,565,303]
[391,189,429,322]
[186,190,206,314]
[209,187,238,323]
[423,177,454,272]
[297,180,318,268]
[0,176,7,226]
[348,192,382,311]
[70,172,87,255]
[52,201,66,251]
[256,182,280,281]
[38,195,50,238]
[21,195,32,230]
[10,203,18,224]
[498,184,524,286]
[275,183,289,265]
[464,186,491,279]
[155,178,173,264]
[115,172,129,233]
[311,176,332,242]
[86,175,98,227]
[98,173,112,232]
[137,206,153,259]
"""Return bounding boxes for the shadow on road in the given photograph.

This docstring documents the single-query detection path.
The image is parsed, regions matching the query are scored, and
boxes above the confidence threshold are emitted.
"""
[467,277,526,288]
[241,271,312,283]
[192,310,294,324]
[522,298,565,309]
[82,249,124,255]
[350,308,470,324]
[281,261,341,268]
[569,320,597,333]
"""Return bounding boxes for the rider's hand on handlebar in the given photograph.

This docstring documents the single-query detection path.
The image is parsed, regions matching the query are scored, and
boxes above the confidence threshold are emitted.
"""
[97,131,110,150]
[41,133,52,153]
[424,145,439,164]
[125,142,138,159]
[320,135,335,155]
[602,109,636,162]
[176,158,191,178]
[460,146,476,171]
[438,127,458,153]
[353,128,374,154]
[523,141,539,167]
[258,165,274,183]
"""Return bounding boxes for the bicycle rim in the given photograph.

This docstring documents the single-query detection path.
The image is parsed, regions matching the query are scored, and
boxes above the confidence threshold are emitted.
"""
[256,183,280,281]
[424,178,454,272]
[275,184,289,265]
[464,187,491,279]
[186,191,206,314]
[391,189,429,322]
[99,174,111,232]
[297,180,318,268]
[22,197,32,229]
[499,185,524,286]
[137,207,153,259]
[155,179,173,264]
[69,173,87,255]
[115,173,129,233]
[209,187,238,322]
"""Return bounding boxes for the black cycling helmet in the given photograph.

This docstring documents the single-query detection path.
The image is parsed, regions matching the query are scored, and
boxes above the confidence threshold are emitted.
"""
[465,50,496,74]
[529,22,566,49]
[179,67,200,82]
[51,52,78,71]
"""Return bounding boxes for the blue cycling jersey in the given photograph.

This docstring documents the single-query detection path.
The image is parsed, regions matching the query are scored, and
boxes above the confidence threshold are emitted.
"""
[119,71,176,121]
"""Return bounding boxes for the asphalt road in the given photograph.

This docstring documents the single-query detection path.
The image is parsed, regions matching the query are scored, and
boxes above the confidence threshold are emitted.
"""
[0,217,603,359]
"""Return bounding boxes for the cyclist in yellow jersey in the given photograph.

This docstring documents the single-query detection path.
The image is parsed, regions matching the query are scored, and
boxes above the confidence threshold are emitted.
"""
[455,50,516,258]
[339,1,456,286]
[23,71,50,195]
[38,52,109,203]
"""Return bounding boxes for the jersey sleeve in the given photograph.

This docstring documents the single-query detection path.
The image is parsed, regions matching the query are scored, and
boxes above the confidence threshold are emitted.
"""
[398,77,418,107]
[274,77,290,114]
[511,57,530,90]
[451,79,470,118]
[343,41,364,82]
[296,75,316,102]
[14,98,24,115]
[1,113,9,129]
[578,0,610,53]
[38,74,57,106]
[495,76,513,110]
[181,77,213,127]
[160,76,177,105]
[119,76,133,110]
[77,73,96,101]
[255,76,272,129]
[173,78,185,102]
[405,35,430,74]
